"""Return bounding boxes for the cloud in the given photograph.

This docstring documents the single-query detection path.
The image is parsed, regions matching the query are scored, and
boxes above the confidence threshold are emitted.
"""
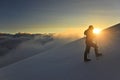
[53,28,83,41]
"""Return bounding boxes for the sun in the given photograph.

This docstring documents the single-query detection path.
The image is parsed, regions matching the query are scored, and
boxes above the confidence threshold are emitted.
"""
[93,28,101,34]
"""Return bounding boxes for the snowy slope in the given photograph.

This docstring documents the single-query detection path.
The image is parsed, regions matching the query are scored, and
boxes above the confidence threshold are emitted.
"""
[0,38,70,68]
[0,23,120,80]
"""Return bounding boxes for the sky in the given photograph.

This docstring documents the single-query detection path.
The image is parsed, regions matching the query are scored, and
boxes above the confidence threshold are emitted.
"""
[0,0,120,33]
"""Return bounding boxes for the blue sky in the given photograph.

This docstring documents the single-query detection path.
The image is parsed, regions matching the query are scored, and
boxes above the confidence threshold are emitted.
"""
[0,0,120,33]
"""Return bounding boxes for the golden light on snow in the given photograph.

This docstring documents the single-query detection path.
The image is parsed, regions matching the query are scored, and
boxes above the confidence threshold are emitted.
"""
[93,28,101,34]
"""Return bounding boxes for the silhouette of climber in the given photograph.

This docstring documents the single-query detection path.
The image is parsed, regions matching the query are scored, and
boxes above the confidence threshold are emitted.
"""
[84,25,102,62]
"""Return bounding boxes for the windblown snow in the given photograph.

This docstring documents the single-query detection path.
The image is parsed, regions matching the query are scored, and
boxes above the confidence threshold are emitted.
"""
[0,23,120,80]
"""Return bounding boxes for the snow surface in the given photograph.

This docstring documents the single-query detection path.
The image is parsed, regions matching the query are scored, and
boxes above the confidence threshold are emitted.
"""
[0,37,70,68]
[0,24,120,80]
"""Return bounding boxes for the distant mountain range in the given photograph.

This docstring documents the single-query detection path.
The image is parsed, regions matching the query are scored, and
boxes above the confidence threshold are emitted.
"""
[0,33,54,56]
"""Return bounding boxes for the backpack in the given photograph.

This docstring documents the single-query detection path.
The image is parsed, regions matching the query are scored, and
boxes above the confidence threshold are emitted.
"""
[84,30,88,35]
